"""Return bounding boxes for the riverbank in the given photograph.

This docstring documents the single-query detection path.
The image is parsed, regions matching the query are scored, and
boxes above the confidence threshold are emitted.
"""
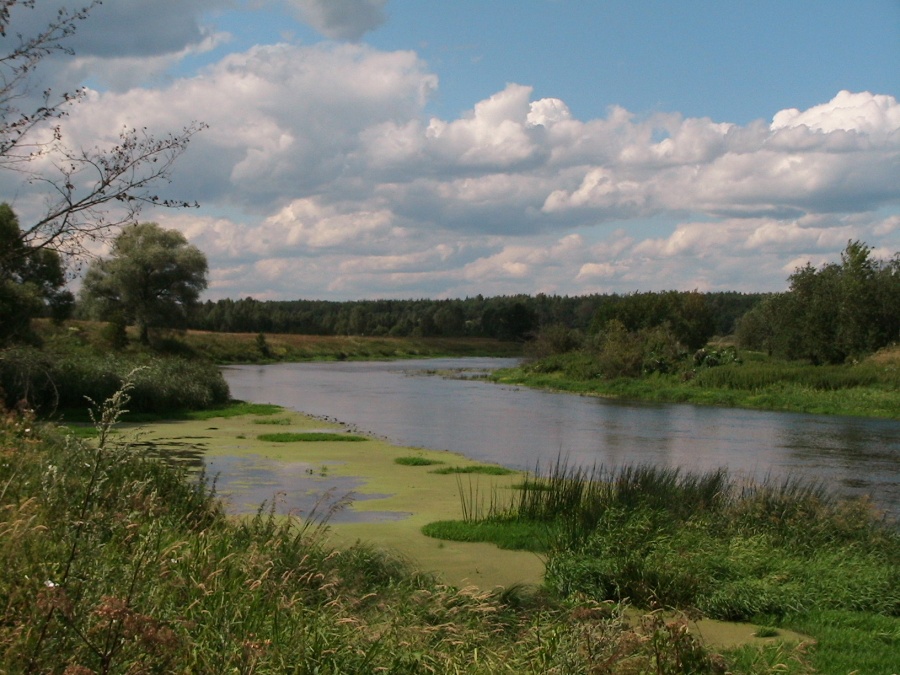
[491,346,900,420]
[132,408,544,590]
[131,407,814,655]
[15,400,793,673]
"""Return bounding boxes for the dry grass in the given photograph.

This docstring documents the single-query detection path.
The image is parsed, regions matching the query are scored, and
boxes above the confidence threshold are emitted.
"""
[866,343,900,366]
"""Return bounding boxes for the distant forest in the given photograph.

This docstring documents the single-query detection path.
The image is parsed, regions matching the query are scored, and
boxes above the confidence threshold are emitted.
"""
[187,291,766,343]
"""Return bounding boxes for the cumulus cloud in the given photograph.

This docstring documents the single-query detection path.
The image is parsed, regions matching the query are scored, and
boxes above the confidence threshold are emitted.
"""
[285,0,388,40]
[13,25,897,300]
[771,90,900,136]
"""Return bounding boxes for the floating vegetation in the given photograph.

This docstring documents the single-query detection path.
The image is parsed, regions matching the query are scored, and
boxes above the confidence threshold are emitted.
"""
[252,417,293,425]
[431,465,515,476]
[258,432,368,442]
[395,455,445,466]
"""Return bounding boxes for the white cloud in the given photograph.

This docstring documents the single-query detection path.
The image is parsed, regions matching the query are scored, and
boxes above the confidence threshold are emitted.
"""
[12,23,897,301]
[771,90,900,136]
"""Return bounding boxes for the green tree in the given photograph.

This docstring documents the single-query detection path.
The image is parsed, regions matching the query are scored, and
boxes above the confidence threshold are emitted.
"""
[79,223,208,345]
[590,291,715,351]
[737,241,899,363]
[0,203,73,344]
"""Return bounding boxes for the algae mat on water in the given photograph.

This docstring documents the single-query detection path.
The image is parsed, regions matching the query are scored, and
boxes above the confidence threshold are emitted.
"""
[129,410,545,590]
[128,410,808,652]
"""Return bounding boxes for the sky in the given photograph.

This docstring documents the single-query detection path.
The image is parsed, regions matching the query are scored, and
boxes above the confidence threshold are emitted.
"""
[3,0,899,301]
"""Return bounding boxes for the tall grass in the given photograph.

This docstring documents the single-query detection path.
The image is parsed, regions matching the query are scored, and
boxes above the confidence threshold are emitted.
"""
[692,360,890,391]
[448,461,899,623]
[0,346,229,414]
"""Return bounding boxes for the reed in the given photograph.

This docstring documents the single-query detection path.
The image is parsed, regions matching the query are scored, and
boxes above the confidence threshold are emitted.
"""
[0,346,229,414]
[446,459,899,623]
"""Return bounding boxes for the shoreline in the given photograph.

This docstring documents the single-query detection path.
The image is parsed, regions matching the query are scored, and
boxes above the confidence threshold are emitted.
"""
[130,406,811,651]
[132,408,545,590]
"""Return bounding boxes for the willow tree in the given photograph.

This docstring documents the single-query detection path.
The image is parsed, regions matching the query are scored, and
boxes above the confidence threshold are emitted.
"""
[79,223,208,344]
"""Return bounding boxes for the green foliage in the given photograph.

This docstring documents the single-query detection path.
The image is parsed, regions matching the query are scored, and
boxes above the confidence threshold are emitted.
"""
[251,416,293,425]
[440,461,900,625]
[525,323,583,358]
[590,290,716,351]
[430,465,515,475]
[0,204,73,344]
[421,519,552,552]
[394,455,444,466]
[80,222,208,345]
[737,240,900,364]
[576,320,689,378]
[255,331,271,358]
[0,346,229,414]
[257,432,367,442]
[1,399,779,673]
[784,609,900,675]
[496,348,900,419]
[187,291,764,344]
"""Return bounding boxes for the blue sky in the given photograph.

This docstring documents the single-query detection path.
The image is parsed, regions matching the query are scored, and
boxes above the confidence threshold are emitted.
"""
[4,0,899,300]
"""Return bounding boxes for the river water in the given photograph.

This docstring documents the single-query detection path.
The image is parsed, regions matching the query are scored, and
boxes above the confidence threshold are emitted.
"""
[223,358,900,519]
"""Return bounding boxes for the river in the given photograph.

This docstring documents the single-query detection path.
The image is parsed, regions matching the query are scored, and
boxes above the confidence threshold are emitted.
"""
[223,358,900,519]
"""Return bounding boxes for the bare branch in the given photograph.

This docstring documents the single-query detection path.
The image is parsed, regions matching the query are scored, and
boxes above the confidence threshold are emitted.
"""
[0,1,206,269]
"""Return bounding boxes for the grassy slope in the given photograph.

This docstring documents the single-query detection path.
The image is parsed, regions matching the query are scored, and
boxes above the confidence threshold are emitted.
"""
[181,326,522,362]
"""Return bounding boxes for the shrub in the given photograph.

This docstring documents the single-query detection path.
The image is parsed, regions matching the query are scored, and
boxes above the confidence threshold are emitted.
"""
[0,347,229,414]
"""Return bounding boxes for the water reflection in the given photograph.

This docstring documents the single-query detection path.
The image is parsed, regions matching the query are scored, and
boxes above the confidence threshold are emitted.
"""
[134,437,409,522]
[224,359,900,518]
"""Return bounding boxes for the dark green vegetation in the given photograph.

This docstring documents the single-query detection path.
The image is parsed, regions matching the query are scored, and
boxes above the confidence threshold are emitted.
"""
[257,431,368,442]
[425,462,900,673]
[79,222,209,345]
[496,346,900,419]
[3,390,798,674]
[394,455,445,466]
[0,205,74,345]
[0,343,228,416]
[430,465,516,476]
[186,290,762,344]
[737,241,900,365]
[492,242,900,419]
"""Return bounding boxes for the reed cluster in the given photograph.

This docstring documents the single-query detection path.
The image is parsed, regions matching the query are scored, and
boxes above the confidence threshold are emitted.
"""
[0,345,229,414]
[480,462,899,622]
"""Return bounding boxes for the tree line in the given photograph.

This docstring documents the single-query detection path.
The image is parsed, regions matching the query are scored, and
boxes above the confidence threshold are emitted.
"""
[736,241,900,364]
[185,291,764,344]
